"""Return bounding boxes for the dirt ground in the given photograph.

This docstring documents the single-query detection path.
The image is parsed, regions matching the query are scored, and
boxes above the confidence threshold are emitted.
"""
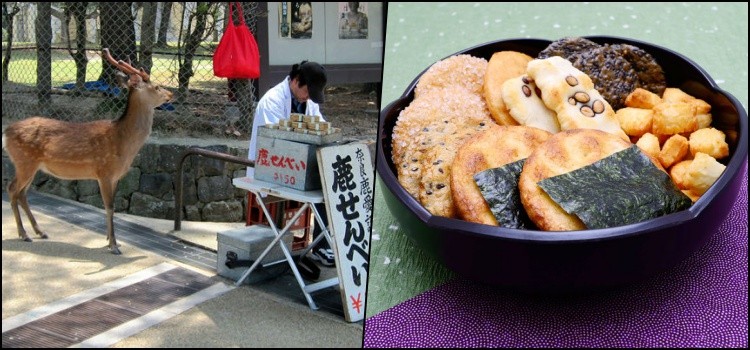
[315,83,381,143]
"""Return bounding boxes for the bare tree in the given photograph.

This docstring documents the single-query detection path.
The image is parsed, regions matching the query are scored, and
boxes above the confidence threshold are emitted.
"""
[49,5,68,44]
[36,2,52,112]
[2,2,20,82]
[64,2,88,94]
[175,2,218,104]
[230,2,257,133]
[139,2,157,73]
[98,3,136,88]
[155,2,172,48]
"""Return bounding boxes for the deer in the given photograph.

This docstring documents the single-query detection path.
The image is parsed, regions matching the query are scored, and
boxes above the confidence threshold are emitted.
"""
[2,48,173,255]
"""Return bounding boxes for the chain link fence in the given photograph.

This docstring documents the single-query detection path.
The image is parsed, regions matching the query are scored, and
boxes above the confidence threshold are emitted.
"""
[2,2,260,138]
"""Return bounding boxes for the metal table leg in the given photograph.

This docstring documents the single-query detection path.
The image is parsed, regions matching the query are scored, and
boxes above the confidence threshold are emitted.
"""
[234,194,338,310]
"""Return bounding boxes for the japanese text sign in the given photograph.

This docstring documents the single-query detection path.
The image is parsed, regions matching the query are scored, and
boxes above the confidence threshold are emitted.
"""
[317,142,374,322]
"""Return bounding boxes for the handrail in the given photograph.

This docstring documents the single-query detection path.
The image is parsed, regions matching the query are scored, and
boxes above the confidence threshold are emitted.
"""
[174,147,255,231]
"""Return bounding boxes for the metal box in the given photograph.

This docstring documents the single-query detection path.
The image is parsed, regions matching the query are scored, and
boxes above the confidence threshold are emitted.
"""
[254,135,322,191]
[216,225,293,284]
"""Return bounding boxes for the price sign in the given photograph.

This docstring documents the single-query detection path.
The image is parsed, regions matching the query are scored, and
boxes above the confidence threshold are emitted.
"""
[317,142,374,323]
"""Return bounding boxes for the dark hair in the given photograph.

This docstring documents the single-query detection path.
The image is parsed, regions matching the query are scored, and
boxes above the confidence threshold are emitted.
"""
[289,60,326,88]
[289,60,308,86]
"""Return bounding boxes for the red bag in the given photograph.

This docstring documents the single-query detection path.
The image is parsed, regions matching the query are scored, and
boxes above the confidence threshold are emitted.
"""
[213,2,260,79]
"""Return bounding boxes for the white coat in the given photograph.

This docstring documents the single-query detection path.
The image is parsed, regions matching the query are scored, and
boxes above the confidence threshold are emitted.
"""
[246,76,324,178]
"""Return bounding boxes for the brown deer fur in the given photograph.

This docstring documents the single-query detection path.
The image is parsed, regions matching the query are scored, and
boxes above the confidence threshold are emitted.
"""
[2,49,173,254]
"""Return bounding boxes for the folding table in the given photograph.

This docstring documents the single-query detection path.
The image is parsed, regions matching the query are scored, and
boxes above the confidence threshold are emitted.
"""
[231,176,339,310]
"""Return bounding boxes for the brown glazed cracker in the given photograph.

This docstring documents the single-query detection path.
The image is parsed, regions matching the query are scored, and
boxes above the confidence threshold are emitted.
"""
[482,51,534,126]
[451,125,552,225]
[519,129,636,231]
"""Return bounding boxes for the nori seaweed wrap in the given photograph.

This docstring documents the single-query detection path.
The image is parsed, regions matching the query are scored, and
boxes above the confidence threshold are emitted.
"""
[474,159,536,229]
[537,146,692,229]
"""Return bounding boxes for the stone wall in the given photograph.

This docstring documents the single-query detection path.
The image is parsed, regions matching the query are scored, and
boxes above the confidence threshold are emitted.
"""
[1,138,253,223]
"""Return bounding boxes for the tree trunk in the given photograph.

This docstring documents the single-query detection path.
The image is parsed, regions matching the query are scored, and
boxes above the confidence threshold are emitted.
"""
[2,3,20,82]
[155,2,172,48]
[36,2,52,114]
[176,2,211,104]
[66,2,89,93]
[50,5,68,45]
[231,2,256,133]
[139,2,157,73]
[98,3,136,88]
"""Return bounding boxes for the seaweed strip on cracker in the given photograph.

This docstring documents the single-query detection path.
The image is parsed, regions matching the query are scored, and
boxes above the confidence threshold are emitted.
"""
[474,159,536,229]
[537,145,692,229]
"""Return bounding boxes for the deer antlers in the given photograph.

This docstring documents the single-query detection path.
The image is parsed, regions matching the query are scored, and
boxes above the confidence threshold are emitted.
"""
[102,48,150,82]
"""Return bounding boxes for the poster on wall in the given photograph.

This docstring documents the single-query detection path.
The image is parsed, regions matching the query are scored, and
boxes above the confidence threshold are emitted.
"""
[279,2,313,39]
[338,2,369,39]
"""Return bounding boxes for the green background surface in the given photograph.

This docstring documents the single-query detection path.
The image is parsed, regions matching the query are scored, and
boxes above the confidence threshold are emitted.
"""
[366,2,748,319]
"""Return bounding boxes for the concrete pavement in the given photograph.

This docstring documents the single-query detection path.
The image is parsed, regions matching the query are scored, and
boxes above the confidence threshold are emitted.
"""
[2,190,363,348]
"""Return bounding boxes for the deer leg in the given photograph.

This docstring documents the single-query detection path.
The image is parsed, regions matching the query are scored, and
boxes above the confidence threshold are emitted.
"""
[8,177,31,241]
[98,178,121,255]
[18,186,49,239]
[7,165,44,241]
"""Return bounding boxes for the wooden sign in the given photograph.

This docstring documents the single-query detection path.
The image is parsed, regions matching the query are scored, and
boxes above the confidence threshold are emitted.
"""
[317,142,374,323]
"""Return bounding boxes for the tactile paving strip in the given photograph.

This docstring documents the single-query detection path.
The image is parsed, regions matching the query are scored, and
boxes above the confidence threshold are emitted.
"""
[1,267,215,348]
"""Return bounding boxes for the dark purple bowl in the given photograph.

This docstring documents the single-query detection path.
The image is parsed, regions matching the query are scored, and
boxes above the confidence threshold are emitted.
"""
[376,36,748,293]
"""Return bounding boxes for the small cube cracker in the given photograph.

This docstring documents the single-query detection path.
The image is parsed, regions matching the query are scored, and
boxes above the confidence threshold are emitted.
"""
[669,159,692,190]
[681,189,701,203]
[689,127,729,160]
[635,133,661,160]
[661,87,695,104]
[685,152,726,195]
[615,107,653,137]
[691,99,712,115]
[696,113,713,130]
[661,87,711,114]
[658,134,689,168]
[655,133,672,145]
[652,102,698,135]
[625,88,662,109]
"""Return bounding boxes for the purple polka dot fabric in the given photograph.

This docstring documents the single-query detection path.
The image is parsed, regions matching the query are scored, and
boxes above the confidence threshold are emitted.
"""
[364,164,747,348]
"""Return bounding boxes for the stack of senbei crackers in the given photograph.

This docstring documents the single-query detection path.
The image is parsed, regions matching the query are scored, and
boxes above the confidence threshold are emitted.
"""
[265,113,341,136]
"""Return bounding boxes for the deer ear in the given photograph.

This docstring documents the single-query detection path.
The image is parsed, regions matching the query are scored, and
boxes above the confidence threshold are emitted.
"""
[127,73,144,87]
[114,71,130,89]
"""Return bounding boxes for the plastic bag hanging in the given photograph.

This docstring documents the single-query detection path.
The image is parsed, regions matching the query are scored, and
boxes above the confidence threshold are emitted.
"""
[213,2,261,79]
